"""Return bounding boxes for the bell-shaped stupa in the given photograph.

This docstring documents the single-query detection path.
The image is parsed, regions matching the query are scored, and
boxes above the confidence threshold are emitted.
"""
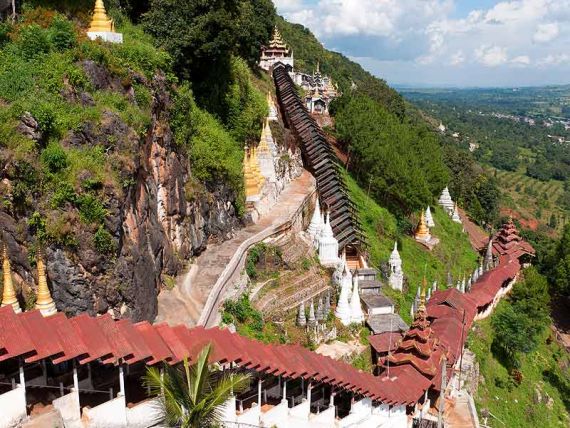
[87,0,123,43]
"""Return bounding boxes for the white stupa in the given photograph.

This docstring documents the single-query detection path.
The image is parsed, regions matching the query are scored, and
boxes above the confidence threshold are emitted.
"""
[349,275,364,324]
[451,203,461,223]
[438,187,454,213]
[333,250,347,286]
[257,125,276,183]
[335,264,352,326]
[318,213,340,266]
[307,197,323,238]
[313,212,326,249]
[388,241,404,291]
[425,206,435,228]
[263,118,278,155]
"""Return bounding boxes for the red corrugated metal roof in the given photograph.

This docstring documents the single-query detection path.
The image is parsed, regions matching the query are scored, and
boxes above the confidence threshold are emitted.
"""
[69,313,113,364]
[0,306,36,362]
[47,313,88,364]
[19,310,63,363]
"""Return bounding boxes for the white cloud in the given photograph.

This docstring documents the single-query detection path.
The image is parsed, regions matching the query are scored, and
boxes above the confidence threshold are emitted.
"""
[533,22,559,43]
[511,55,531,66]
[475,45,508,67]
[276,0,570,85]
[450,51,465,66]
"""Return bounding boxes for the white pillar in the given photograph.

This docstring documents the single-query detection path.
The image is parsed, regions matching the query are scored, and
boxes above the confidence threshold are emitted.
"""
[258,378,262,406]
[72,361,79,391]
[282,380,287,404]
[119,364,125,397]
[19,359,25,386]
[329,391,335,408]
[307,382,312,403]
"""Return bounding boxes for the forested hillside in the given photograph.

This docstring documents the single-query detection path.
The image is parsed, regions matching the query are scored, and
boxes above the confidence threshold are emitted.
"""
[0,0,275,320]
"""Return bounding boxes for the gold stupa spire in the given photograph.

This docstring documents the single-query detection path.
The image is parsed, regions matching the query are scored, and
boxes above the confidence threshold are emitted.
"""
[244,146,260,200]
[34,248,57,317]
[258,122,270,154]
[250,146,264,192]
[418,276,427,314]
[415,211,431,241]
[1,243,21,313]
[89,0,114,33]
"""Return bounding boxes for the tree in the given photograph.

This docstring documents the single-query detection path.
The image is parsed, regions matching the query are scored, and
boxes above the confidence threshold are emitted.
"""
[144,343,251,428]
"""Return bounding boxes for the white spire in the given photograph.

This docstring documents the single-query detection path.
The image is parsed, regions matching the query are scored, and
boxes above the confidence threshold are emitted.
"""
[425,206,435,228]
[307,197,323,237]
[460,276,466,293]
[335,264,352,326]
[307,300,316,326]
[318,212,340,266]
[388,241,403,291]
[349,275,364,324]
[297,301,306,327]
[433,280,438,292]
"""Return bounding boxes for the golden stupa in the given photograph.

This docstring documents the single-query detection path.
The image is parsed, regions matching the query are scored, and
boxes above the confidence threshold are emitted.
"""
[34,248,57,317]
[250,146,264,192]
[414,211,431,242]
[1,243,21,313]
[88,0,114,33]
[244,146,260,200]
[258,123,270,155]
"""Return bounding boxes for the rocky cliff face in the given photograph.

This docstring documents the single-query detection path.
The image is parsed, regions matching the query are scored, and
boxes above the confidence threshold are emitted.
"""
[0,64,240,322]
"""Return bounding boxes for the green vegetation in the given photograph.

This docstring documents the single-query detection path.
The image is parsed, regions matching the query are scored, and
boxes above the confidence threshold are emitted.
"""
[468,300,570,427]
[346,173,478,324]
[143,0,275,117]
[334,95,448,215]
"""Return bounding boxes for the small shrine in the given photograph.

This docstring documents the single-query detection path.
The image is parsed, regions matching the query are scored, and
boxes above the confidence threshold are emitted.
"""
[414,211,439,249]
[34,249,57,317]
[87,0,123,44]
[318,213,340,266]
[388,241,404,291]
[438,186,454,213]
[425,206,435,228]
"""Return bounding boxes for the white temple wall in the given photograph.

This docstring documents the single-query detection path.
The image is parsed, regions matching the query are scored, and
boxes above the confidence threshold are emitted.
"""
[82,394,127,428]
[52,390,81,428]
[260,401,289,427]
[309,406,336,426]
[0,386,27,428]
[236,402,261,426]
[289,397,311,421]
[125,397,163,428]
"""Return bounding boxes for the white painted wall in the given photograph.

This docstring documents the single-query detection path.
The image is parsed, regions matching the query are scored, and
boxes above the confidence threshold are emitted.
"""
[82,395,127,428]
[260,401,289,427]
[0,386,27,428]
[126,397,163,428]
[53,390,81,428]
[236,402,261,426]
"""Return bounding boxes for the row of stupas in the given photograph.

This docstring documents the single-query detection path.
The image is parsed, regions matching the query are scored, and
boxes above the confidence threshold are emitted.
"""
[87,0,123,44]
[297,291,331,327]
[307,198,340,266]
[334,254,365,326]
[1,244,57,317]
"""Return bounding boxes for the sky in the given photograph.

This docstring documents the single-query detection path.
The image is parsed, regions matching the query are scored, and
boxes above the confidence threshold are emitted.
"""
[273,0,570,87]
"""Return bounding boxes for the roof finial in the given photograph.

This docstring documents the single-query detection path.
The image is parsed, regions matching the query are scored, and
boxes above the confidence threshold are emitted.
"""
[1,242,21,313]
[34,247,57,317]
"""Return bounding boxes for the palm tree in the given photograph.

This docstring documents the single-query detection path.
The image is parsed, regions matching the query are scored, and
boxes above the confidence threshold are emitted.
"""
[144,343,251,428]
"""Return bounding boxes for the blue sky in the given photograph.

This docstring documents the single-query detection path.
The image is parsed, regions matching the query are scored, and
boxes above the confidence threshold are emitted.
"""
[274,0,570,87]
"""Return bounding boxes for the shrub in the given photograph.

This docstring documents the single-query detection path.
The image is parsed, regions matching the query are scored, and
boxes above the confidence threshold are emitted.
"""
[18,24,51,59]
[77,193,106,224]
[93,225,116,254]
[0,22,12,47]
[50,182,76,208]
[48,15,76,50]
[32,103,57,138]
[41,142,69,173]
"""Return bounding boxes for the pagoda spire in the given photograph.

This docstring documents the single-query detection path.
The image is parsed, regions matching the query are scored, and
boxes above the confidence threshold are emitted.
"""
[34,248,57,317]
[1,243,21,313]
[89,0,112,32]
[415,211,431,242]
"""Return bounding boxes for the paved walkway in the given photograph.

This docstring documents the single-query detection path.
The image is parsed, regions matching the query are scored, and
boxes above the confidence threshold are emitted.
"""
[155,171,315,327]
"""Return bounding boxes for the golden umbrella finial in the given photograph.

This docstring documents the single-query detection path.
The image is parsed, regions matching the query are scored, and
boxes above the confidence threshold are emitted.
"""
[1,242,21,313]
[34,247,57,317]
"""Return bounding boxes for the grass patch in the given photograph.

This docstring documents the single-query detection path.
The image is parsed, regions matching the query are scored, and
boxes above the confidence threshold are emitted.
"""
[346,173,478,324]
[468,315,570,427]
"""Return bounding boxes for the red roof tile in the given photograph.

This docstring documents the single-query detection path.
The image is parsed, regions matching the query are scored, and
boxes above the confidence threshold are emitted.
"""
[0,306,36,362]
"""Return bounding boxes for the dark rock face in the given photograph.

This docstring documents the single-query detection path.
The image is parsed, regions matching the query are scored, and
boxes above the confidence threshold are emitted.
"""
[1,69,240,322]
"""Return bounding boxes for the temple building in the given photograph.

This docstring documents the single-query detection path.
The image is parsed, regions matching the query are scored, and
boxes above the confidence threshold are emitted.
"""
[290,63,340,115]
[491,217,535,264]
[87,0,123,44]
[388,241,404,291]
[259,26,294,71]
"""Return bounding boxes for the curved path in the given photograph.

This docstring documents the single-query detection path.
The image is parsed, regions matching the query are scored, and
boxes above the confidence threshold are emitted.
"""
[155,171,315,327]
